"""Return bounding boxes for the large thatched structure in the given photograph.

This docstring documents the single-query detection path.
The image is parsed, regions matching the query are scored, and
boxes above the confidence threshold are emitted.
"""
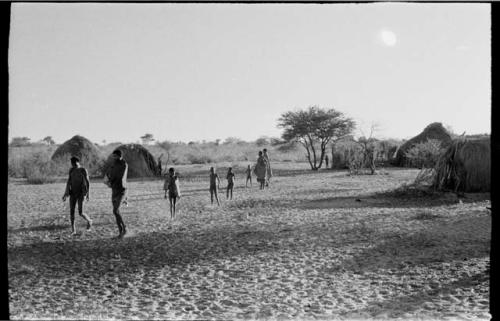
[51,135,102,172]
[104,144,159,178]
[433,137,490,193]
[394,122,452,166]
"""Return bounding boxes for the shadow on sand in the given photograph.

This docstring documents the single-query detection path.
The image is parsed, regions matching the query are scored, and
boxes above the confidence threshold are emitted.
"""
[297,191,490,210]
[8,211,490,283]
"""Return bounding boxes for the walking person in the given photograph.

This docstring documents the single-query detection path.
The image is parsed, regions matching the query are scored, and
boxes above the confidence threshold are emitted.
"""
[105,149,128,238]
[226,167,235,200]
[245,164,252,187]
[164,167,181,219]
[325,154,329,168]
[209,167,221,206]
[254,151,268,190]
[263,148,272,187]
[62,156,92,236]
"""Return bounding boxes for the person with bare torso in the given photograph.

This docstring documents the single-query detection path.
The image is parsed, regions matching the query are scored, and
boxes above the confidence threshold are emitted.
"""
[245,164,252,187]
[226,167,235,200]
[62,156,92,236]
[209,167,221,206]
[104,149,128,238]
[164,167,181,219]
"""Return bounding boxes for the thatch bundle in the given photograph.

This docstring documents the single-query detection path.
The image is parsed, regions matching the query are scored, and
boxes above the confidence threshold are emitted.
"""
[104,144,159,178]
[394,122,452,166]
[433,137,490,192]
[51,135,103,171]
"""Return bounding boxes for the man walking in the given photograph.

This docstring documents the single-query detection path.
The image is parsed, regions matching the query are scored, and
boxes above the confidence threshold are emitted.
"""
[62,156,92,235]
[105,149,128,238]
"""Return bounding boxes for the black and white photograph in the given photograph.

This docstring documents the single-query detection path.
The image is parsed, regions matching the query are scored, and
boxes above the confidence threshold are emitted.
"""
[7,2,491,320]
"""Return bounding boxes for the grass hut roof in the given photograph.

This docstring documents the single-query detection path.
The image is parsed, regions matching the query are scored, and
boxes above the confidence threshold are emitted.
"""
[105,144,159,178]
[51,135,102,169]
[394,122,453,166]
[433,137,490,193]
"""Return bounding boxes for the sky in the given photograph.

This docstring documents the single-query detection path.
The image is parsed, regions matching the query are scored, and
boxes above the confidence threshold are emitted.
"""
[9,3,490,144]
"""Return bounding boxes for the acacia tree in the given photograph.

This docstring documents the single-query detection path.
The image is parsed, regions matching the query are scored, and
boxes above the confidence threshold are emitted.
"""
[42,136,55,145]
[278,106,355,170]
[141,133,154,145]
[353,124,380,175]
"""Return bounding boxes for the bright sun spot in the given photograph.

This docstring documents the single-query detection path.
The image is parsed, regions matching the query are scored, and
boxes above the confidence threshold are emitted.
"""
[380,29,397,47]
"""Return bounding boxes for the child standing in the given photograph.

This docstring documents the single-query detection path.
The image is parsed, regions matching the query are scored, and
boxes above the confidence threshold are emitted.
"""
[245,164,252,187]
[209,167,221,206]
[164,167,181,219]
[226,167,235,200]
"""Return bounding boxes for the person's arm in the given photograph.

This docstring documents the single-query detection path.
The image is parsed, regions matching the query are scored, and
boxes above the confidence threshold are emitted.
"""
[62,170,71,201]
[83,168,90,200]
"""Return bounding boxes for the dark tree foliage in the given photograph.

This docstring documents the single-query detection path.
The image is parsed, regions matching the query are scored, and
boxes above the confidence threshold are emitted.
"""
[278,106,355,170]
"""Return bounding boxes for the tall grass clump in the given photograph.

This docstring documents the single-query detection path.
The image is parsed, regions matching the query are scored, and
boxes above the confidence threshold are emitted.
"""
[433,137,490,192]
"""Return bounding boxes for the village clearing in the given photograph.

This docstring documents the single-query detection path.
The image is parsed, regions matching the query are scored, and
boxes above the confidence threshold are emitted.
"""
[7,164,490,320]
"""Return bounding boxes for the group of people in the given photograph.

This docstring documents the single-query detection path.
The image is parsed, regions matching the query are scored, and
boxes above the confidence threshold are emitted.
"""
[62,148,273,238]
[63,149,128,238]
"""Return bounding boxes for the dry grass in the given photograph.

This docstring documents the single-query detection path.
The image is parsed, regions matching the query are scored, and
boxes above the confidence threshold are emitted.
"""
[9,141,307,180]
[8,165,490,320]
[433,137,490,192]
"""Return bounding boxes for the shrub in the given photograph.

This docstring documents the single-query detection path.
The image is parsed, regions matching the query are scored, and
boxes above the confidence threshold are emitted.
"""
[255,136,269,147]
[187,153,214,164]
[23,152,58,184]
[405,139,445,168]
[26,167,56,184]
[10,137,31,147]
[276,141,297,152]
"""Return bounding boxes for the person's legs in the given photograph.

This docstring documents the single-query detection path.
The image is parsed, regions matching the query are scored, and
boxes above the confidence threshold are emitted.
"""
[172,197,177,219]
[226,185,230,199]
[169,197,173,219]
[214,188,220,206]
[230,186,233,200]
[69,195,77,234]
[112,192,126,237]
[210,188,214,204]
[77,195,92,230]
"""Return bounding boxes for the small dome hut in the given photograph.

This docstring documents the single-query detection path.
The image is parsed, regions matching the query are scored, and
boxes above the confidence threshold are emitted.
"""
[51,135,103,172]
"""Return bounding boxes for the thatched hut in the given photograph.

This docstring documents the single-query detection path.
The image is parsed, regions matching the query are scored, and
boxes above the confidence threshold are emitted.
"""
[51,135,103,172]
[433,137,490,192]
[104,144,159,178]
[394,122,453,166]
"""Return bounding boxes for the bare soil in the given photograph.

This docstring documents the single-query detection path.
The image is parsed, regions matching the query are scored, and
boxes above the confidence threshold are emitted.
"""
[8,165,490,320]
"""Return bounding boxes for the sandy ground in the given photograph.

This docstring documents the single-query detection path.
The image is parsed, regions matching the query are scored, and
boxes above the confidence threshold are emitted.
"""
[8,165,490,320]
